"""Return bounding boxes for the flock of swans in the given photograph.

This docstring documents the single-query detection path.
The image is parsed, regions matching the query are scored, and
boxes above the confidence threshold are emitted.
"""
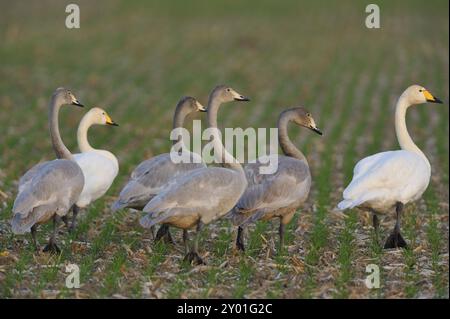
[10,84,443,264]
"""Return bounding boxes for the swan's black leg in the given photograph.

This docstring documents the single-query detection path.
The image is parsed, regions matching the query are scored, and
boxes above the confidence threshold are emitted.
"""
[149,225,156,240]
[384,202,407,249]
[61,215,69,229]
[155,224,174,244]
[69,205,79,233]
[236,226,245,251]
[30,225,39,252]
[43,215,61,254]
[279,219,285,252]
[184,222,205,265]
[372,213,380,244]
[183,230,189,255]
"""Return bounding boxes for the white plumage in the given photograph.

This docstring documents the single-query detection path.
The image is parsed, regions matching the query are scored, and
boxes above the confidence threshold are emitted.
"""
[338,150,430,212]
[73,107,119,209]
[74,150,119,207]
[338,84,443,249]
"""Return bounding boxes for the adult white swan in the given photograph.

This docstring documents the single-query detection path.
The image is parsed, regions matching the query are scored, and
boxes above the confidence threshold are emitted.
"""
[70,107,119,230]
[337,85,443,248]
[140,85,250,264]
[11,88,85,253]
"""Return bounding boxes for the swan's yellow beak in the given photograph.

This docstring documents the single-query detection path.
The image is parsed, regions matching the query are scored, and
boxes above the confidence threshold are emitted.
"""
[423,90,443,104]
[105,113,119,126]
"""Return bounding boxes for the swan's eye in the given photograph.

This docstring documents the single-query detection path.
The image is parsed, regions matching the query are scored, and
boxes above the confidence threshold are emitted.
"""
[226,88,231,92]
[419,89,423,92]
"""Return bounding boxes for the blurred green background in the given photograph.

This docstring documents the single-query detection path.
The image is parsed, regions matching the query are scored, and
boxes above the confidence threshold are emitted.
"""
[0,0,448,298]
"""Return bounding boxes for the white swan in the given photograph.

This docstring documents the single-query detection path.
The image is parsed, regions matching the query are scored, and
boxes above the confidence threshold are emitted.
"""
[71,107,119,229]
[337,85,443,248]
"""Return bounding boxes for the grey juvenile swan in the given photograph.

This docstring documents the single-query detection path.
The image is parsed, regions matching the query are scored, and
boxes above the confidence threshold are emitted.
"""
[140,85,250,264]
[11,88,85,253]
[229,107,322,252]
[112,96,206,242]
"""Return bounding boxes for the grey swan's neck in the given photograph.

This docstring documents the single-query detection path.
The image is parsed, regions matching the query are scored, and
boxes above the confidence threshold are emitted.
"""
[277,109,308,164]
[172,99,194,147]
[49,95,73,160]
[207,95,244,175]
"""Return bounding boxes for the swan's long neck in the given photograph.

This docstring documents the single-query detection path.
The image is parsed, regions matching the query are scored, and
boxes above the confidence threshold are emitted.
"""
[49,96,73,160]
[172,102,191,148]
[77,113,95,153]
[207,96,245,176]
[395,96,429,166]
[278,110,308,164]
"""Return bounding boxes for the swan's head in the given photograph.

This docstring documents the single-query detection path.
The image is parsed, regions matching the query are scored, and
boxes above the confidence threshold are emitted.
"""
[178,96,206,113]
[210,85,250,104]
[402,85,443,105]
[86,107,119,126]
[53,87,84,107]
[292,107,323,135]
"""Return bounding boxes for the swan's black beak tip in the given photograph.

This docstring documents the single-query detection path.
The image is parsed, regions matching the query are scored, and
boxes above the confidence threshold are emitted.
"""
[235,96,250,102]
[311,126,323,135]
[427,97,443,104]
[109,122,119,127]
[72,100,84,107]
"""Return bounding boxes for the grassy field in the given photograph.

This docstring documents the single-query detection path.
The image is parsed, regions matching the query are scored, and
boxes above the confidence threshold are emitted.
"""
[0,0,448,299]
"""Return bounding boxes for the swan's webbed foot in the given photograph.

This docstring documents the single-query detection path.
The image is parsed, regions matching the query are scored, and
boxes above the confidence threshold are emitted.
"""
[155,225,174,244]
[184,251,205,265]
[384,202,407,249]
[43,241,61,254]
[383,232,407,249]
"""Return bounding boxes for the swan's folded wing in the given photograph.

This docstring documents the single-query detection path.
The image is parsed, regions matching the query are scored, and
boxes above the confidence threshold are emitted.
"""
[343,150,428,199]
[351,151,391,179]
[18,161,50,193]
[237,157,310,212]
[143,167,245,220]
[13,159,83,216]
[129,153,205,193]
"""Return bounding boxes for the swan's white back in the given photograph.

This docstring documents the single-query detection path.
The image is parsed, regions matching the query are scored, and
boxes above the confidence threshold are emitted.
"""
[338,150,430,212]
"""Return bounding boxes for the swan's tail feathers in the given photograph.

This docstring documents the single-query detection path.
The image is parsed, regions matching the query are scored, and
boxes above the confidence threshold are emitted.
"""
[224,206,239,220]
[337,198,365,211]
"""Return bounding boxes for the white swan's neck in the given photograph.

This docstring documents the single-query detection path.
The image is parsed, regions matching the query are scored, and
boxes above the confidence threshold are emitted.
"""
[77,114,95,153]
[395,96,430,167]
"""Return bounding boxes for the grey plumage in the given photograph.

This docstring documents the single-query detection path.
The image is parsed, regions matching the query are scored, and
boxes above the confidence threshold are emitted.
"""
[12,159,84,234]
[229,107,322,251]
[11,87,85,253]
[112,97,206,212]
[141,85,251,264]
[231,155,311,226]
[113,153,205,211]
